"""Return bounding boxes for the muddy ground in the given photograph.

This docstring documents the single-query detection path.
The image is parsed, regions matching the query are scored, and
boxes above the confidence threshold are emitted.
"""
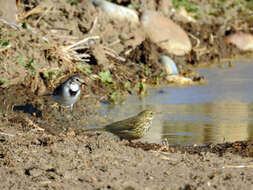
[1,0,253,189]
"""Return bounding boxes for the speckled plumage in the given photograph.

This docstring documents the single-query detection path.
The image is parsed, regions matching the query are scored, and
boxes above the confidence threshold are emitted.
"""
[87,110,155,140]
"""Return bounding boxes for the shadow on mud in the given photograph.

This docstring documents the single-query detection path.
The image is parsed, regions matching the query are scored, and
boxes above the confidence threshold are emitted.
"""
[13,103,42,117]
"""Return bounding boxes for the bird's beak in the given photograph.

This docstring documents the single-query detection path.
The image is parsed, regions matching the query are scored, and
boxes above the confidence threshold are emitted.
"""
[79,78,87,86]
[80,80,87,91]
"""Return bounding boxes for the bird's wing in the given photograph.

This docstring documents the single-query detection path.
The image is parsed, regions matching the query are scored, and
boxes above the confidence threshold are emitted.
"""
[104,117,135,131]
[84,127,106,132]
[117,130,140,139]
[52,83,64,96]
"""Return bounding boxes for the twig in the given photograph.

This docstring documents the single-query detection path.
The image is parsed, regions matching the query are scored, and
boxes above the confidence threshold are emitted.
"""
[49,34,79,40]
[188,33,211,57]
[0,19,19,30]
[104,50,126,62]
[18,5,42,21]
[35,5,53,26]
[103,46,126,62]
[209,33,214,45]
[124,47,134,55]
[223,165,253,169]
[64,36,100,51]
[89,16,98,34]
[188,33,200,49]
[108,39,120,47]
[54,36,99,63]
[71,46,89,51]
[0,132,15,137]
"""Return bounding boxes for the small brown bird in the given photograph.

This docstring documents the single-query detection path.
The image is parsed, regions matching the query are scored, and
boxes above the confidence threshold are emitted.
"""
[86,110,155,141]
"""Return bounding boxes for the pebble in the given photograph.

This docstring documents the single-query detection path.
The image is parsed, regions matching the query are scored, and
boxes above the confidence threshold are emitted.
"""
[165,75,194,85]
[158,56,195,85]
[158,56,179,75]
[92,0,139,24]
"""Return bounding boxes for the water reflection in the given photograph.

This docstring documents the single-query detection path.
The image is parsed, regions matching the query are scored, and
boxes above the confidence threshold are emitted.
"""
[101,60,253,145]
[160,102,253,145]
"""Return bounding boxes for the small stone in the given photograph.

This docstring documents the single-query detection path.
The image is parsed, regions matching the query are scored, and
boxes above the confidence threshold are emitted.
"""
[141,10,192,56]
[165,75,194,85]
[29,168,43,177]
[158,56,179,75]
[92,0,139,24]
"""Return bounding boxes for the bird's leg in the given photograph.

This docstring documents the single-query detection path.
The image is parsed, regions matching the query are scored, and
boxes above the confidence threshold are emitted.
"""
[70,104,73,113]
[59,105,66,118]
[71,104,81,120]
[70,104,75,118]
[69,104,78,120]
[58,105,62,113]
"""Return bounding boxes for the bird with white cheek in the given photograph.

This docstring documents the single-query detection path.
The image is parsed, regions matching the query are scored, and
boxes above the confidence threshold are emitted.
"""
[47,75,86,112]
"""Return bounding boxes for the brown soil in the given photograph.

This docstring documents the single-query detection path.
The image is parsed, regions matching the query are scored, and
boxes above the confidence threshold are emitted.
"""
[1,0,253,189]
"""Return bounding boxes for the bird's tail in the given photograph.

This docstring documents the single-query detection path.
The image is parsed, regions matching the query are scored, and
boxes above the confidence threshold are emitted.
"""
[84,127,105,132]
[43,94,52,97]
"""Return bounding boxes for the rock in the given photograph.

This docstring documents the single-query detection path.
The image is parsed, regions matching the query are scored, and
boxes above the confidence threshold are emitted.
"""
[158,56,179,75]
[140,10,192,56]
[158,56,195,85]
[27,168,43,178]
[166,75,194,85]
[225,32,253,51]
[92,0,139,24]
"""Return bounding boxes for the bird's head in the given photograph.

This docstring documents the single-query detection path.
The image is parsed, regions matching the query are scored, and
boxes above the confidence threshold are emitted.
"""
[70,75,86,85]
[138,110,155,120]
[68,75,87,92]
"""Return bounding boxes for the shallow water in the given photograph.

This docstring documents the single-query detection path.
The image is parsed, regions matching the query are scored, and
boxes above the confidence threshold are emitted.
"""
[101,60,253,145]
